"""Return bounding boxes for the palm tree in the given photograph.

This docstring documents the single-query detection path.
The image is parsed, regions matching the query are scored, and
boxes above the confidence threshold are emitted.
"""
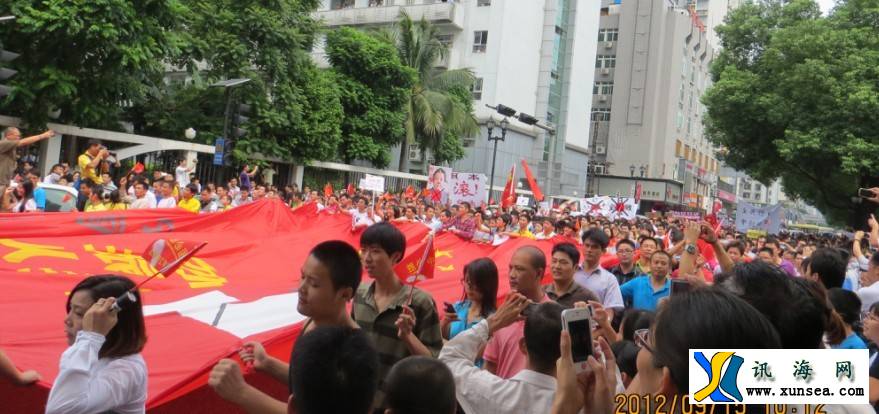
[383,12,478,172]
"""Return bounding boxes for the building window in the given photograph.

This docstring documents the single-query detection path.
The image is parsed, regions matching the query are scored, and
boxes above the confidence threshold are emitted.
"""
[471,78,483,100]
[368,0,383,6]
[590,108,611,122]
[755,193,762,200]
[330,0,354,9]
[597,28,619,42]
[743,182,751,190]
[595,55,616,68]
[743,192,751,199]
[477,0,491,6]
[593,81,613,95]
[473,31,488,53]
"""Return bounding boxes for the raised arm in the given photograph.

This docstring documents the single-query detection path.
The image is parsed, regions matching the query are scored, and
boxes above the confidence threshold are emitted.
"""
[16,130,55,147]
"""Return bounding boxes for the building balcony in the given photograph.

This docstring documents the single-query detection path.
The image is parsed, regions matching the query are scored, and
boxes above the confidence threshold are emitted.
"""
[315,1,463,30]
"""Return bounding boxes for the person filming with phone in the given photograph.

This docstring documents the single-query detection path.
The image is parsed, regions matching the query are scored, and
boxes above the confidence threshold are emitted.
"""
[78,139,111,185]
[46,275,147,414]
[440,295,564,413]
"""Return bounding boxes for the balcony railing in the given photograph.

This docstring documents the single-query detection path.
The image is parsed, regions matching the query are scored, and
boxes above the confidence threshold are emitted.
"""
[315,2,462,29]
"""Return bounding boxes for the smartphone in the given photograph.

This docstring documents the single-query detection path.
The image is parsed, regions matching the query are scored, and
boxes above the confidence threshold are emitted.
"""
[443,302,456,314]
[670,279,692,296]
[859,188,874,198]
[561,307,594,373]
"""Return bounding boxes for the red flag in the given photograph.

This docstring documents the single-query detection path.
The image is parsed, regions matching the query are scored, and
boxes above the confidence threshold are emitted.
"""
[323,183,333,198]
[394,235,435,284]
[405,185,415,199]
[142,239,205,279]
[521,160,544,202]
[346,183,356,197]
[132,162,145,174]
[500,165,517,209]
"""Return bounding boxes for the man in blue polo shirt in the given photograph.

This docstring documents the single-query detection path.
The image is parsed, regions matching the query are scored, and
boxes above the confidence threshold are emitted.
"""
[620,250,672,311]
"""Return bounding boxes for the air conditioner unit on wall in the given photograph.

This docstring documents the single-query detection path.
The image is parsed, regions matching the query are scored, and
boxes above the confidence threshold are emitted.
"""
[598,95,607,102]
[595,145,606,154]
[601,68,610,75]
[605,41,613,49]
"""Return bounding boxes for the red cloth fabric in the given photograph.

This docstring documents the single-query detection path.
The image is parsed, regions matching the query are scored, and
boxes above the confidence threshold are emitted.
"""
[0,199,572,412]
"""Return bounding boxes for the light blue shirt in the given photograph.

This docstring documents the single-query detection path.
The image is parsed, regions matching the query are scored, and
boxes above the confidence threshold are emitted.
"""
[619,275,671,311]
[574,265,625,310]
[33,187,46,210]
[449,300,491,367]
[833,332,867,350]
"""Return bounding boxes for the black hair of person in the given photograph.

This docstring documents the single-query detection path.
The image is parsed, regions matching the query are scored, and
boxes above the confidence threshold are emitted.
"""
[620,309,656,342]
[462,258,499,316]
[551,242,581,266]
[650,250,673,262]
[725,241,745,255]
[383,356,456,414]
[610,340,640,380]
[360,222,406,261]
[67,275,146,359]
[615,239,636,251]
[828,287,862,327]
[652,289,781,394]
[289,327,378,414]
[871,251,879,268]
[523,302,565,373]
[310,240,363,292]
[581,228,610,248]
[809,248,846,289]
[715,261,830,349]
[758,247,774,256]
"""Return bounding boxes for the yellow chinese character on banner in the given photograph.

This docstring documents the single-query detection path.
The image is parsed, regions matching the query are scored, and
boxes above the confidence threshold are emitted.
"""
[406,263,417,274]
[175,258,227,289]
[0,239,79,263]
[84,244,158,277]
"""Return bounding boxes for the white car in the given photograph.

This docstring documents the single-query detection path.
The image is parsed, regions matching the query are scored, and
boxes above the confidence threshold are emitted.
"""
[37,183,79,212]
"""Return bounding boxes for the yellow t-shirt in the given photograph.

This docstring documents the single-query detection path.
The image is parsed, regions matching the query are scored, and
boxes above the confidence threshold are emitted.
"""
[77,153,103,184]
[85,202,107,212]
[178,197,201,213]
[517,229,536,239]
[107,202,128,211]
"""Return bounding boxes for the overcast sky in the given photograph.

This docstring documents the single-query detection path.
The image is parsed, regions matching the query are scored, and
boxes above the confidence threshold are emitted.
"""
[817,0,834,14]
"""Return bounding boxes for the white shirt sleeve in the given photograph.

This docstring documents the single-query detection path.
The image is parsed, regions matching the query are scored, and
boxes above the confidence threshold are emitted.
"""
[603,274,626,310]
[46,331,147,414]
[438,320,508,414]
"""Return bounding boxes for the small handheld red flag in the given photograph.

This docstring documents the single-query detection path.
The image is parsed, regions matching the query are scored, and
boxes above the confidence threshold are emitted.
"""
[521,160,544,202]
[500,165,517,209]
[394,234,435,285]
[142,239,205,279]
[346,183,356,197]
[405,185,415,199]
[324,183,333,198]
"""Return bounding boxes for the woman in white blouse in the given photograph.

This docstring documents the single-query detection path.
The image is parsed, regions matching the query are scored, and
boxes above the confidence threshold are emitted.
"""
[46,275,148,414]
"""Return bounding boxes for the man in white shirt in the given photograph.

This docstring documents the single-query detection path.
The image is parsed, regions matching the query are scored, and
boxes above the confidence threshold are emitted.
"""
[423,206,442,232]
[175,159,194,187]
[534,218,556,240]
[343,196,379,231]
[574,228,625,319]
[129,182,157,209]
[156,181,177,209]
[439,294,563,414]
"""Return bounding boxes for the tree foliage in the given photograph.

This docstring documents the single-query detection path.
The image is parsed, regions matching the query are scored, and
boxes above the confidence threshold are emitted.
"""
[325,27,414,168]
[703,0,879,226]
[384,12,478,172]
[0,0,184,129]
[152,0,343,164]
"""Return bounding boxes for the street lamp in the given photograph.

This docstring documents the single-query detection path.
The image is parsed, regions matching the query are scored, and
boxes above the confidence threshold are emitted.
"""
[184,128,197,140]
[486,117,509,204]
[630,165,636,177]
[640,165,646,177]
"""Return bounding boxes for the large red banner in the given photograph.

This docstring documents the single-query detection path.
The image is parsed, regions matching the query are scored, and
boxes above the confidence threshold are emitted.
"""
[0,200,575,413]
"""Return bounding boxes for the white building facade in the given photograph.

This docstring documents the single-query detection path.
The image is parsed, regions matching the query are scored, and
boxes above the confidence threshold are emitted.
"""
[312,0,601,198]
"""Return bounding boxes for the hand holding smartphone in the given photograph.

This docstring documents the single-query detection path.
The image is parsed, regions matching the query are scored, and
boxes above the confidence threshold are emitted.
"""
[561,307,594,374]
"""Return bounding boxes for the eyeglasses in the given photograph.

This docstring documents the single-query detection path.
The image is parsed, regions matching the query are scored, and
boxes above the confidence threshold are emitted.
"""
[634,329,654,353]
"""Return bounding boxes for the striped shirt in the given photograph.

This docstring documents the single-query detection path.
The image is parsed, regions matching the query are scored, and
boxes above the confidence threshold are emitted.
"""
[352,281,443,407]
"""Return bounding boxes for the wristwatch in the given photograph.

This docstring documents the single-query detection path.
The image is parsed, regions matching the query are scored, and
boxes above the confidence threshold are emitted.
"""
[684,243,698,255]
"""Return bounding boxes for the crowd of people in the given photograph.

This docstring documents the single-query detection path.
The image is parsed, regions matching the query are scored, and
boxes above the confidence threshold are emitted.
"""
[5,127,879,413]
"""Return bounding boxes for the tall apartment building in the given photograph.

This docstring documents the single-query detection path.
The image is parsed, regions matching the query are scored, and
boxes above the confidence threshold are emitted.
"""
[587,0,720,212]
[312,0,601,198]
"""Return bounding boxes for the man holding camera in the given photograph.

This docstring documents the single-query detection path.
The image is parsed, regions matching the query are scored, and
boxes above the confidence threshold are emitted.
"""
[78,139,109,185]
